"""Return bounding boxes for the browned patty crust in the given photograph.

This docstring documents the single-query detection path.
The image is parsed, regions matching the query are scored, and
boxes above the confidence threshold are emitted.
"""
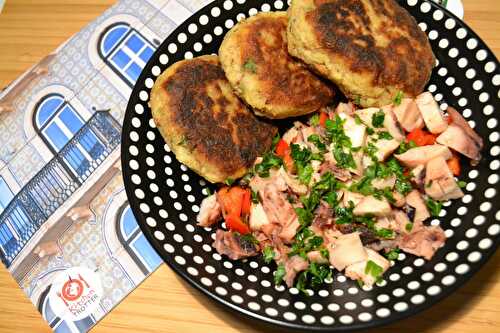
[288,0,435,107]
[219,12,334,118]
[150,55,277,183]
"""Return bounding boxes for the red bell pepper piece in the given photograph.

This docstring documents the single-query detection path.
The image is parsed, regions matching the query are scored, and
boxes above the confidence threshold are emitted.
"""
[225,214,250,234]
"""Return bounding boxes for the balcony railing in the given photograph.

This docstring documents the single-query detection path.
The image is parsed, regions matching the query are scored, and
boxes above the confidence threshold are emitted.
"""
[0,111,121,267]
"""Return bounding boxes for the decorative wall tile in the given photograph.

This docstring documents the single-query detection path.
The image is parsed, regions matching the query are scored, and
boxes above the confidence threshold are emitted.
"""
[145,10,177,41]
[7,143,45,187]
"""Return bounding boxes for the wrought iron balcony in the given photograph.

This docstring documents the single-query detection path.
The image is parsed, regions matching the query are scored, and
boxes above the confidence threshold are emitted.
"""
[0,110,121,267]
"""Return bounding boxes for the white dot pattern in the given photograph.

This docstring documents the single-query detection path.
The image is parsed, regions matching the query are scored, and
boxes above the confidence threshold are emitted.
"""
[120,0,499,330]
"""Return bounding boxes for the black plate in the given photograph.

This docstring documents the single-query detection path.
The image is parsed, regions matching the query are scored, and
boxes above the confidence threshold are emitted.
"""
[121,0,500,330]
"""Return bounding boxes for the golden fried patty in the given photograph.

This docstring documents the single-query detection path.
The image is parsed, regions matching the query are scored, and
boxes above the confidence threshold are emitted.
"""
[150,55,277,183]
[219,11,334,119]
[287,0,435,107]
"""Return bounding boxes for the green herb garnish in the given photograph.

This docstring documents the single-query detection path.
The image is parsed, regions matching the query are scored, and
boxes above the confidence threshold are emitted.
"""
[263,246,275,264]
[240,233,259,245]
[295,263,333,293]
[307,134,327,152]
[397,140,417,154]
[372,110,385,128]
[426,198,443,217]
[254,152,283,177]
[274,264,286,285]
[376,228,395,239]
[394,91,404,106]
[405,222,413,232]
[309,114,320,126]
[378,131,394,140]
[385,248,400,260]
[251,190,259,203]
[224,178,235,186]
[457,180,467,188]
[243,58,257,73]
[365,260,384,280]
[290,144,322,184]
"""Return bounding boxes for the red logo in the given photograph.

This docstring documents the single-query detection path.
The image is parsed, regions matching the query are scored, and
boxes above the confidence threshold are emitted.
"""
[57,274,90,304]
[50,267,102,320]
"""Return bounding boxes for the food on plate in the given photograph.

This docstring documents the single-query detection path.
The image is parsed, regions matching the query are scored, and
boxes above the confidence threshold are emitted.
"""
[196,92,483,290]
[219,12,334,119]
[287,0,435,107]
[150,55,277,183]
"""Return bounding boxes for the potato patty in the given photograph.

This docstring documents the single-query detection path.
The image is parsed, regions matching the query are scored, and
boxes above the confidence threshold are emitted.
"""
[219,11,334,119]
[150,55,277,183]
[287,0,435,107]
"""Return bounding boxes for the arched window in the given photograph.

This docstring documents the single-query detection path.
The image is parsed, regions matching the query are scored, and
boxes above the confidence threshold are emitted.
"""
[35,94,85,152]
[117,205,161,274]
[39,286,95,333]
[99,23,155,86]
[0,176,14,215]
[34,94,104,178]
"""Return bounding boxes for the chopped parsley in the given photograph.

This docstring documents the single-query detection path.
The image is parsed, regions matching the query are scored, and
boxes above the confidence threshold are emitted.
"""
[325,115,357,169]
[320,247,330,259]
[295,263,333,293]
[397,140,417,154]
[377,131,393,140]
[240,233,259,245]
[354,114,363,125]
[309,114,320,126]
[395,178,412,195]
[426,198,443,217]
[271,133,281,151]
[274,264,286,285]
[288,233,324,259]
[405,222,413,232]
[372,110,385,128]
[364,142,378,161]
[263,246,275,263]
[307,134,327,153]
[294,207,314,228]
[254,152,282,177]
[393,91,404,106]
[243,58,257,73]
[354,95,361,105]
[457,180,467,188]
[365,260,384,281]
[290,144,322,184]
[376,228,395,239]
[224,177,235,186]
[251,190,259,203]
[385,248,400,260]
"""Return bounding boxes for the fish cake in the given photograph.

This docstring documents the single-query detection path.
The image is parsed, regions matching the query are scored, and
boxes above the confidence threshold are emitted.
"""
[219,11,334,119]
[150,55,277,183]
[287,0,435,107]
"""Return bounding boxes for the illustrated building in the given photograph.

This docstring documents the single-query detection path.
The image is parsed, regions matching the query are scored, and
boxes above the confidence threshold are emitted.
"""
[0,1,211,332]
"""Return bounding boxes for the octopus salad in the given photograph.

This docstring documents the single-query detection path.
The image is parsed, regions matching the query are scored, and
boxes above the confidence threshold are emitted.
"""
[196,92,483,291]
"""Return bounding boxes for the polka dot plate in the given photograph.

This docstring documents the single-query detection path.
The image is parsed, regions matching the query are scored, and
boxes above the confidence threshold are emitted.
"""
[121,0,500,330]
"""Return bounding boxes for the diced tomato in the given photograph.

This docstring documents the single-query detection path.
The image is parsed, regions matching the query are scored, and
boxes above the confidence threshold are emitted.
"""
[319,112,329,128]
[447,154,461,176]
[241,189,251,216]
[275,139,289,157]
[447,115,453,124]
[275,139,295,171]
[406,128,437,146]
[283,154,295,172]
[403,169,410,178]
[225,214,250,234]
[217,186,246,217]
